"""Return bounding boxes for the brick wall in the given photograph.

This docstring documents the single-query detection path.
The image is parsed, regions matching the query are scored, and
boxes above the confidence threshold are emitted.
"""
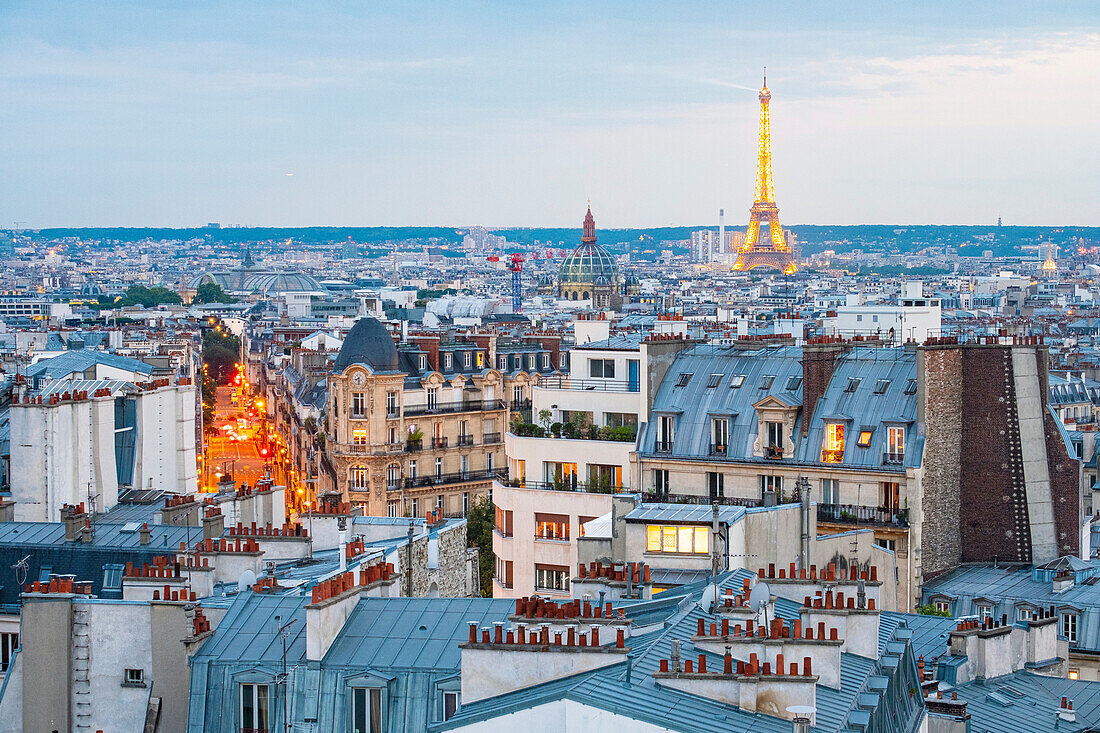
[800,344,844,436]
[1044,409,1081,556]
[958,348,1030,563]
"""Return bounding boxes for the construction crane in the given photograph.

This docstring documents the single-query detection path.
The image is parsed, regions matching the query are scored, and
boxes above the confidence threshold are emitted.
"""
[486,253,525,312]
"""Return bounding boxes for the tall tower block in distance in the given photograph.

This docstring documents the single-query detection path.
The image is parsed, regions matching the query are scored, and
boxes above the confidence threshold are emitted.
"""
[718,209,725,255]
[732,69,797,275]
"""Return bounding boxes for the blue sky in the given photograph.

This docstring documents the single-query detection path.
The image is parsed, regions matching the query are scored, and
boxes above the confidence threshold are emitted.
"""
[1,1,1097,228]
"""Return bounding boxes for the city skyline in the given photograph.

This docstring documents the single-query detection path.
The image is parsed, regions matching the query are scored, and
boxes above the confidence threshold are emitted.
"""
[1,1,1097,228]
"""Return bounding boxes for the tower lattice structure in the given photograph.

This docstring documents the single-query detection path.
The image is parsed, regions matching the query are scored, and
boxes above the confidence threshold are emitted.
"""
[733,71,797,275]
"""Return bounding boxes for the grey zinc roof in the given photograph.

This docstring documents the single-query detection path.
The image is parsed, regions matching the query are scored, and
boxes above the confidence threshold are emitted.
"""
[639,344,924,473]
[951,671,1100,733]
[624,502,747,525]
[795,347,921,469]
[25,349,153,378]
[642,344,805,459]
[190,592,307,665]
[0,521,196,550]
[921,561,1100,653]
[323,596,515,669]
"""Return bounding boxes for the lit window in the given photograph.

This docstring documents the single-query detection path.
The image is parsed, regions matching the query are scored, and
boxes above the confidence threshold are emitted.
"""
[822,424,845,462]
[1069,669,1080,680]
[645,525,709,554]
[351,467,369,489]
[535,513,570,541]
[729,375,745,388]
[534,565,570,591]
[353,429,368,446]
[707,374,723,388]
[887,426,905,462]
[675,373,692,388]
[857,429,873,448]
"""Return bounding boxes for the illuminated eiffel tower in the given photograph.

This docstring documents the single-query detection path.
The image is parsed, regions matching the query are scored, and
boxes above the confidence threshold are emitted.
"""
[733,70,797,274]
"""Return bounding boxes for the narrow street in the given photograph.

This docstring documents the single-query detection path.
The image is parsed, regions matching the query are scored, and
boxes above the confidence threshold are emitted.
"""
[201,384,270,491]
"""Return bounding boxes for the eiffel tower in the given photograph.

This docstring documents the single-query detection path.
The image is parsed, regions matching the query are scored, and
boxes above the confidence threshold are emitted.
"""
[733,70,797,274]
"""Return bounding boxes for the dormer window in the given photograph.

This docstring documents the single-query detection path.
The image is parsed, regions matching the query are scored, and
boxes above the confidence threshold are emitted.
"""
[444,353,453,371]
[856,429,873,448]
[464,352,472,368]
[419,354,427,370]
[822,423,845,462]
[499,356,507,370]
[976,603,993,622]
[1062,612,1079,644]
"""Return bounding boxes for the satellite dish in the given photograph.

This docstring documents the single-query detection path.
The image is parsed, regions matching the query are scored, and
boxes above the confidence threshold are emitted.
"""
[238,569,257,592]
[699,584,719,611]
[749,580,771,611]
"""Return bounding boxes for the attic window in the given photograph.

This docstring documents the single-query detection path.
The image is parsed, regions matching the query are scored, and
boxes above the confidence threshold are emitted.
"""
[904,379,917,395]
[844,378,861,393]
[729,375,746,389]
[873,379,890,394]
[675,373,692,388]
[706,374,723,389]
[419,354,427,370]
[759,375,775,389]
[786,376,802,390]
[857,429,874,448]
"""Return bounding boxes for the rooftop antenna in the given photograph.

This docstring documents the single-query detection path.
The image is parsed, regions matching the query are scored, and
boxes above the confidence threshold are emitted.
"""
[763,66,767,87]
[749,579,771,637]
[11,554,30,588]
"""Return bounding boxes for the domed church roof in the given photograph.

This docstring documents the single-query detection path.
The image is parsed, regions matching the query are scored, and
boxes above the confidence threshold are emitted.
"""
[333,317,400,373]
[559,206,621,284]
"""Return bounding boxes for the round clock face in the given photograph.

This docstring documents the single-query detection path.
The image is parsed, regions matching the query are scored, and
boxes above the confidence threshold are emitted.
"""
[352,372,366,386]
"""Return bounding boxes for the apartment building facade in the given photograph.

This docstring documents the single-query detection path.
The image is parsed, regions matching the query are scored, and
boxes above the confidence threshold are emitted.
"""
[633,337,1082,610]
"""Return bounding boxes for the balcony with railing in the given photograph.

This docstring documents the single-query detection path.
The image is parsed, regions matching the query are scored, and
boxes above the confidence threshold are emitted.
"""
[456,434,474,446]
[536,376,640,393]
[817,503,909,528]
[640,492,764,507]
[655,440,674,453]
[401,468,496,490]
[882,451,905,466]
[403,399,505,418]
[431,437,448,449]
[406,439,422,452]
[821,449,845,463]
[510,398,532,411]
[765,445,784,460]
[482,432,502,444]
[708,443,728,457]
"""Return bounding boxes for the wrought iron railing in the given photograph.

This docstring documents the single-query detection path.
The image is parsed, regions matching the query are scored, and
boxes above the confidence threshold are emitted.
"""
[403,399,506,417]
[817,503,909,528]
